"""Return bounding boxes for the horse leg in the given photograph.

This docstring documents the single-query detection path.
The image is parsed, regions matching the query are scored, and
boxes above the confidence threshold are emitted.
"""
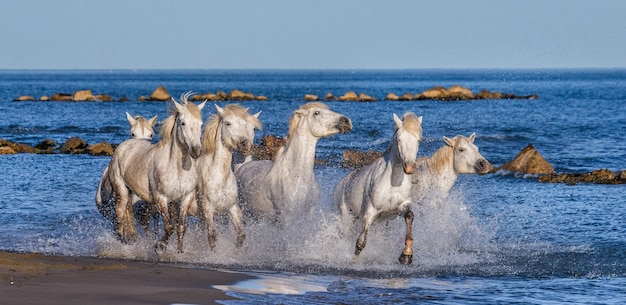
[199,194,217,251]
[228,204,246,249]
[398,209,414,265]
[352,207,377,264]
[154,194,172,252]
[113,187,135,243]
[177,192,195,253]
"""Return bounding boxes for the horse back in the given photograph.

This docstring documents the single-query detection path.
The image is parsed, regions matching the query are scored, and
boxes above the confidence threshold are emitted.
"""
[108,139,155,202]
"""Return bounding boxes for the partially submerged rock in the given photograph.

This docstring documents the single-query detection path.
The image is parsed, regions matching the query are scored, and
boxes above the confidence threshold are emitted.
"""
[342,149,382,168]
[496,144,555,175]
[539,169,626,185]
[60,137,89,154]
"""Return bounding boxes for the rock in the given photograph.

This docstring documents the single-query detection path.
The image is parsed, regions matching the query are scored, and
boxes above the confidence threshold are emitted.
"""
[0,139,39,153]
[252,135,285,160]
[216,91,228,100]
[35,139,58,151]
[73,89,94,101]
[142,85,170,101]
[342,149,382,168]
[14,95,35,101]
[227,89,255,100]
[87,142,114,156]
[421,86,447,99]
[256,95,269,101]
[60,137,88,154]
[385,93,399,101]
[40,96,50,101]
[497,144,555,175]
[50,93,73,101]
[119,96,130,102]
[447,85,475,100]
[357,93,378,102]
[193,93,221,101]
[339,91,358,101]
[324,92,336,100]
[0,146,17,154]
[539,169,626,185]
[397,93,415,101]
[304,94,319,101]
[94,94,112,101]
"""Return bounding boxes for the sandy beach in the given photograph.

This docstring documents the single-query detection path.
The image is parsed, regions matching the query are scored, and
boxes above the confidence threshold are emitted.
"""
[0,251,249,305]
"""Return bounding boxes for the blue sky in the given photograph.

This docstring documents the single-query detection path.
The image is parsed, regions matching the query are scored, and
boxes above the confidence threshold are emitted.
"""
[1,0,625,69]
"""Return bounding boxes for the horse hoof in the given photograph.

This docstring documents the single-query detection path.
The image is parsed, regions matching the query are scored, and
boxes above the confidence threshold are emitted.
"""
[398,254,413,265]
[155,241,167,252]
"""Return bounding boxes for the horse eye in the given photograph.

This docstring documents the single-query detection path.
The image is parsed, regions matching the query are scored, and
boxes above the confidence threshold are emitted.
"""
[225,121,231,126]
[180,122,185,126]
[459,147,466,152]
[314,111,320,116]
[131,133,135,137]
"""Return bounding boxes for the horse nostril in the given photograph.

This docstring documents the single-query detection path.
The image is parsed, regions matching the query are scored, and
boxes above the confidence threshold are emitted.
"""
[337,116,352,133]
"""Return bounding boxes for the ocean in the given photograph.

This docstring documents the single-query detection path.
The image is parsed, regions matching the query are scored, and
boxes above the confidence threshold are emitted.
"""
[0,69,625,304]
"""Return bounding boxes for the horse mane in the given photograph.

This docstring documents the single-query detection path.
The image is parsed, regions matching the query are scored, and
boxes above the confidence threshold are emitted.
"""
[286,102,329,142]
[417,143,453,175]
[201,104,262,154]
[158,93,203,147]
[399,112,423,139]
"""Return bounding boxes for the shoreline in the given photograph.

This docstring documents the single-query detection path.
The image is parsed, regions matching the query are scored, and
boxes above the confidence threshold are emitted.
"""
[0,250,250,305]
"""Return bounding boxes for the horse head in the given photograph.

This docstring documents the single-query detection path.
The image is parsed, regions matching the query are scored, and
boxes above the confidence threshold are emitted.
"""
[444,133,491,175]
[126,112,157,140]
[290,102,352,139]
[170,92,206,159]
[204,104,262,155]
[393,112,423,175]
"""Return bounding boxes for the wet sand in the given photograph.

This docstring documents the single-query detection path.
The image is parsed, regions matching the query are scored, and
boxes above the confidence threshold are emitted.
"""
[0,250,249,305]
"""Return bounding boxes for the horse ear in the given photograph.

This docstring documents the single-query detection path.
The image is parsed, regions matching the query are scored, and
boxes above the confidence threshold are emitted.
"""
[294,109,306,116]
[469,132,476,143]
[215,104,224,115]
[443,136,454,147]
[149,115,158,126]
[126,112,136,125]
[171,98,183,111]
[393,113,403,129]
[253,111,262,119]
[197,101,207,111]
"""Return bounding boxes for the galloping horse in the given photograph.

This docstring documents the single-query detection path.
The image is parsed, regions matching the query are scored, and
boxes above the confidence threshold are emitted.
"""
[333,113,423,265]
[95,112,157,225]
[107,92,205,250]
[411,133,490,203]
[236,102,352,225]
[184,104,261,252]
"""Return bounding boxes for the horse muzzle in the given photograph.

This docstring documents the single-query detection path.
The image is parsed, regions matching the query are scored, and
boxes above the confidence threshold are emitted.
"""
[336,116,353,133]
[475,158,491,175]
[237,139,253,155]
[403,161,416,175]
[190,146,202,159]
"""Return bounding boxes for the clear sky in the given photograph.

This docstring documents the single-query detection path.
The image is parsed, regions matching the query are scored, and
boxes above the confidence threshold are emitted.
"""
[1,0,625,70]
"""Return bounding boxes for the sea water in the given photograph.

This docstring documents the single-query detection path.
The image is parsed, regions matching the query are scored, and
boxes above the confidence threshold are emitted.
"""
[0,69,624,304]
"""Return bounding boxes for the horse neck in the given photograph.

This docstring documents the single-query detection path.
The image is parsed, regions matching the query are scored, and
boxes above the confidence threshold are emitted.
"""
[159,127,187,166]
[205,130,233,172]
[274,128,319,174]
[381,137,407,186]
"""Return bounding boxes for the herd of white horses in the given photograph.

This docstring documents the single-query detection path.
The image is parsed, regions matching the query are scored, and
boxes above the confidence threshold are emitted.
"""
[95,92,490,265]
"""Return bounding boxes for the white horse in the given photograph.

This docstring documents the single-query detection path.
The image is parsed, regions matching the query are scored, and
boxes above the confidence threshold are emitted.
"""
[184,104,261,252]
[333,112,423,265]
[236,102,352,224]
[95,112,157,225]
[411,133,490,203]
[107,92,206,250]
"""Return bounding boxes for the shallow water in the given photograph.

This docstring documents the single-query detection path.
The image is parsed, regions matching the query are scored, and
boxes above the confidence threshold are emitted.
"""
[0,70,625,304]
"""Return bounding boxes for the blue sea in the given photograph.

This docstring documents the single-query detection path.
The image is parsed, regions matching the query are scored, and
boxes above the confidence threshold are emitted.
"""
[0,69,625,304]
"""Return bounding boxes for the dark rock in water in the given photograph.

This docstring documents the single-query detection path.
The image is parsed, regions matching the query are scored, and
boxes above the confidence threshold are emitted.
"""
[50,93,73,101]
[73,89,94,101]
[87,142,114,156]
[61,137,88,154]
[342,149,382,168]
[539,169,626,185]
[0,146,17,154]
[304,94,319,101]
[324,92,336,100]
[0,139,39,154]
[496,144,555,175]
[35,139,59,153]
[252,135,286,161]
